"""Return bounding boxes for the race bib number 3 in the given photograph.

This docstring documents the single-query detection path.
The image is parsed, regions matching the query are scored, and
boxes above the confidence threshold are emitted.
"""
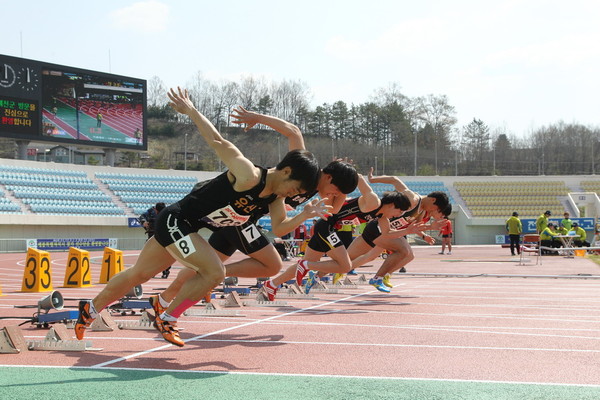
[204,205,250,227]
[175,235,197,258]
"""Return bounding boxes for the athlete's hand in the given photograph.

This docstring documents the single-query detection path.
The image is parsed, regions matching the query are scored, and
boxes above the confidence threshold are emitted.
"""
[167,87,195,115]
[429,218,446,231]
[303,198,333,219]
[423,235,436,245]
[402,220,427,235]
[230,106,260,132]
[367,166,375,182]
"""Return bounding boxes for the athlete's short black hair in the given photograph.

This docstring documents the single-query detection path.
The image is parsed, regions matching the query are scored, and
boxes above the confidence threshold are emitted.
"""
[427,191,451,215]
[276,149,320,193]
[322,161,358,194]
[380,191,411,211]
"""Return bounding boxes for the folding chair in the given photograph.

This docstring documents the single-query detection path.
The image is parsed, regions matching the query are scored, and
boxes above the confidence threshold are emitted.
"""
[519,234,541,265]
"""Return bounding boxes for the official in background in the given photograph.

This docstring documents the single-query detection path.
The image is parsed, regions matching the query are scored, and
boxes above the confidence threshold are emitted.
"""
[570,222,590,248]
[505,211,522,256]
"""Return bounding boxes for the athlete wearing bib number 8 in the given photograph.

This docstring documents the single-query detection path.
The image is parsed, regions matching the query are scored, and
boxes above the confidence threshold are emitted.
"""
[74,87,321,347]
[148,110,358,307]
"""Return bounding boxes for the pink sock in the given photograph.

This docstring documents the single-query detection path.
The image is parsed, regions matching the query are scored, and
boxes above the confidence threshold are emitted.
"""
[169,298,198,318]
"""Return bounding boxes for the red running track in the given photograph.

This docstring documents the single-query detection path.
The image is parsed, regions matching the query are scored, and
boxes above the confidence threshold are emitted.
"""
[0,245,599,385]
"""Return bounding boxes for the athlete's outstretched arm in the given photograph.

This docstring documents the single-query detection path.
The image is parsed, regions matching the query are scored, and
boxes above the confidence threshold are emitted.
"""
[230,106,305,151]
[367,167,410,193]
[268,197,331,238]
[168,87,258,188]
[357,174,381,212]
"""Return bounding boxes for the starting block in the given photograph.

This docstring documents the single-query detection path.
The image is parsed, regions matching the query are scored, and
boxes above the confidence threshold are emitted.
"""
[286,283,303,294]
[183,304,245,317]
[1,324,100,353]
[223,291,245,308]
[223,287,252,295]
[357,274,368,284]
[309,287,340,294]
[245,291,288,307]
[0,326,28,353]
[118,311,155,330]
[316,280,329,290]
[342,276,356,286]
[90,310,118,332]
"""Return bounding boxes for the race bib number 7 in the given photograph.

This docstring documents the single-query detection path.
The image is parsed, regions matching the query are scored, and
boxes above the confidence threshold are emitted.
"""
[241,224,261,244]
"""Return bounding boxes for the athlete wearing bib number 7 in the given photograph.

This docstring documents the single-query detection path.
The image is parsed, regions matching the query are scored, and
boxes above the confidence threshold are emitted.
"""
[74,87,320,347]
[148,108,358,309]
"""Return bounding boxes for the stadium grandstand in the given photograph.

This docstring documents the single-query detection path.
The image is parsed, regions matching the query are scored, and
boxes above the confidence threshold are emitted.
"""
[0,157,599,251]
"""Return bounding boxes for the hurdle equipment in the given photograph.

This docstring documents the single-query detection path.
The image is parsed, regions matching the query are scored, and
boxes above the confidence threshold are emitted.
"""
[63,247,92,288]
[0,326,28,353]
[22,247,53,292]
[90,310,118,332]
[99,247,123,283]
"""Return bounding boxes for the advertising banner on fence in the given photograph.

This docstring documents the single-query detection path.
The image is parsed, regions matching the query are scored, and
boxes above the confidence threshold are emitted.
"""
[27,238,117,251]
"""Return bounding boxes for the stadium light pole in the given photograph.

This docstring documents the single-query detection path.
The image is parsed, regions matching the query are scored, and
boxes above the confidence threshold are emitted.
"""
[414,128,418,176]
[184,133,188,171]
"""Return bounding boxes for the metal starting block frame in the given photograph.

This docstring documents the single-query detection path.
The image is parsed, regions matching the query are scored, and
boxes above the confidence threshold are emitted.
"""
[108,299,151,316]
[183,305,245,317]
[117,311,156,330]
[1,324,101,353]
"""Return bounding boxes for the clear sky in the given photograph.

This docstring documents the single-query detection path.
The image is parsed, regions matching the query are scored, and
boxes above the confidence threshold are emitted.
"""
[2,0,599,137]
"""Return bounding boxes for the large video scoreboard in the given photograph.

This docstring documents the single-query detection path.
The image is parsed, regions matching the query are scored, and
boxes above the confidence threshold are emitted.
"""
[0,54,147,150]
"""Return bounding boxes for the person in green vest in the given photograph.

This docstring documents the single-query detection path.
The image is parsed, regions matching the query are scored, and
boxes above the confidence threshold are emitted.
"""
[555,224,569,236]
[505,211,522,256]
[561,212,573,231]
[570,222,590,247]
[540,222,561,254]
[536,210,552,233]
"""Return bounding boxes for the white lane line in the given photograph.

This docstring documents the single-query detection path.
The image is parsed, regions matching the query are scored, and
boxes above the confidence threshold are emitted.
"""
[187,338,600,353]
[2,364,600,388]
[91,290,375,368]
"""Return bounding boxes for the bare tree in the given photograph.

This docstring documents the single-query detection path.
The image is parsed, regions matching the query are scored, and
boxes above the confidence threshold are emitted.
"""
[147,76,167,107]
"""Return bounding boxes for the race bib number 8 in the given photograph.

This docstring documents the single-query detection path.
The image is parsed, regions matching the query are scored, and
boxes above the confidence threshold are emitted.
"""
[175,235,196,258]
[326,232,341,247]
